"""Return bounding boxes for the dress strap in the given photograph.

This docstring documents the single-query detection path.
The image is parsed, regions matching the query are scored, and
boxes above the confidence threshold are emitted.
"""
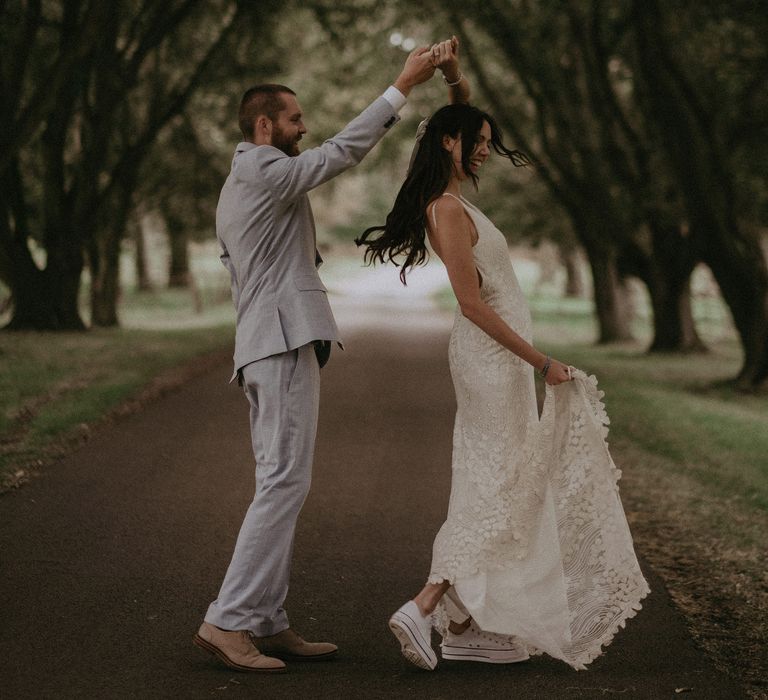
[431,192,464,230]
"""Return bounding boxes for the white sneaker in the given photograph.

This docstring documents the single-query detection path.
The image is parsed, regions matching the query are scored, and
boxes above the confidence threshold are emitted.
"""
[440,620,530,664]
[388,600,438,670]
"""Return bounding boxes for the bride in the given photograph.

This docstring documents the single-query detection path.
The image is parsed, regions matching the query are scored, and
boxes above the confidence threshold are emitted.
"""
[356,38,649,671]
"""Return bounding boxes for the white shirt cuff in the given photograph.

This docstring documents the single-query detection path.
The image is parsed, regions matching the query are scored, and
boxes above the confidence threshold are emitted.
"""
[382,85,407,113]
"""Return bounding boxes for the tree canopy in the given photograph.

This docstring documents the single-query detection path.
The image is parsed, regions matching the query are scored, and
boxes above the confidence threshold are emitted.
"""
[1,0,766,388]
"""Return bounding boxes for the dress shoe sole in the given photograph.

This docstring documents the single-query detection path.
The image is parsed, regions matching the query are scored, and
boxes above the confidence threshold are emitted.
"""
[193,634,287,673]
[260,648,339,662]
[388,612,437,671]
[441,645,530,664]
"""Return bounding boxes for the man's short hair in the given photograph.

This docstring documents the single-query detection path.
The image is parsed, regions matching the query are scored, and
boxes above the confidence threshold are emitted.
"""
[238,84,296,141]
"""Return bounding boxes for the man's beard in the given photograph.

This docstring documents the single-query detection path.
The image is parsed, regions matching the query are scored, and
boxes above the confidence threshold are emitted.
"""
[272,125,300,157]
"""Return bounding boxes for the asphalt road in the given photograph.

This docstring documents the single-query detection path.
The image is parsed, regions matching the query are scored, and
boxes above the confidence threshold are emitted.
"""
[0,308,746,699]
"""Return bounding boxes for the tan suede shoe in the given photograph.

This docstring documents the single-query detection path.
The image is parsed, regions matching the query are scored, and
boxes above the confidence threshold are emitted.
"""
[193,622,286,673]
[254,628,338,661]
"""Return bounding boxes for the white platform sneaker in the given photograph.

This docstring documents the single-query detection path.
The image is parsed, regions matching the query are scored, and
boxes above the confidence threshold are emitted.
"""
[388,600,438,670]
[440,620,530,664]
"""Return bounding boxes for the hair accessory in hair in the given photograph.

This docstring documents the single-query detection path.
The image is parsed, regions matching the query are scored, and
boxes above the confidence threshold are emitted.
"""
[407,118,431,175]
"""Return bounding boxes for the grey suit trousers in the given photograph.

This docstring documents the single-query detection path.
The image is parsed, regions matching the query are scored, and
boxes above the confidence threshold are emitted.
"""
[205,343,320,634]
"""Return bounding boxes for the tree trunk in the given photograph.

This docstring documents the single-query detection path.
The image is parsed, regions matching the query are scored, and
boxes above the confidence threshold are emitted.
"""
[559,245,585,298]
[633,0,768,388]
[644,227,705,353]
[89,233,121,328]
[89,166,142,327]
[708,252,768,389]
[133,218,152,292]
[646,270,704,353]
[167,216,190,288]
[618,223,706,354]
[10,73,88,331]
[5,251,57,330]
[47,235,86,330]
[0,167,85,330]
[5,258,85,331]
[582,239,634,343]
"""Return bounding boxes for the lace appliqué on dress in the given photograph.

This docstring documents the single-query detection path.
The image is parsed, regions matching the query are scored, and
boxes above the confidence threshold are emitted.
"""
[425,196,648,670]
[429,370,649,669]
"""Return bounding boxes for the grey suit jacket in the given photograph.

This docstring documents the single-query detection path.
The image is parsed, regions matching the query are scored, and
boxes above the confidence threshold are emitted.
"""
[216,95,400,377]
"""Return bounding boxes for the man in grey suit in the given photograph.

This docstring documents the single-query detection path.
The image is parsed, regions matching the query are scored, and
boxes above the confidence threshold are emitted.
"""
[194,47,436,673]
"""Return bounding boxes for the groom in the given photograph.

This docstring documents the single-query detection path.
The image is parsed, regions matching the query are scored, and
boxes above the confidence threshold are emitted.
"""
[194,48,436,672]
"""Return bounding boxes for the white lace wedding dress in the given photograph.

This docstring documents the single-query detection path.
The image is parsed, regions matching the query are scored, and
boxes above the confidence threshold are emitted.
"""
[428,193,649,670]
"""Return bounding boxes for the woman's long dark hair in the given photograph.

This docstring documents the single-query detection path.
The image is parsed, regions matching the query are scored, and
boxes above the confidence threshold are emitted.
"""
[355,103,529,284]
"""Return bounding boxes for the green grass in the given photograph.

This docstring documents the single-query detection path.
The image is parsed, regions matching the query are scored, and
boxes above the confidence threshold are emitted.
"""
[0,323,233,487]
[0,247,372,489]
[550,342,768,513]
[0,240,236,489]
[530,284,768,518]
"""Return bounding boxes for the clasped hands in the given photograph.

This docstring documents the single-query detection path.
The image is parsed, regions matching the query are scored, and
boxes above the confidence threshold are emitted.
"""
[429,35,461,83]
[394,35,461,95]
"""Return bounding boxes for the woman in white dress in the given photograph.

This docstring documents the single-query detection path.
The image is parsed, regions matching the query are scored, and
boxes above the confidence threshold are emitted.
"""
[356,39,649,672]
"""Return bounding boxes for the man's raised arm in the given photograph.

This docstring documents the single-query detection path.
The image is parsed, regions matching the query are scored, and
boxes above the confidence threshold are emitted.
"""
[259,47,436,203]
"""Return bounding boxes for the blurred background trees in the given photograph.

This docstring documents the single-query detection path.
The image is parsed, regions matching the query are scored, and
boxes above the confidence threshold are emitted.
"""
[422,0,768,386]
[1,0,766,388]
[0,0,281,329]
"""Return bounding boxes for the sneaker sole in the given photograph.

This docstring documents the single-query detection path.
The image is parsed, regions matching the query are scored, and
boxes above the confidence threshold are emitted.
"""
[193,634,287,673]
[388,611,438,671]
[441,645,530,664]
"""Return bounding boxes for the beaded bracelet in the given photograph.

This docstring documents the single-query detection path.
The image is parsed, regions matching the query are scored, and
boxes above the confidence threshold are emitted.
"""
[540,355,551,378]
[443,71,463,87]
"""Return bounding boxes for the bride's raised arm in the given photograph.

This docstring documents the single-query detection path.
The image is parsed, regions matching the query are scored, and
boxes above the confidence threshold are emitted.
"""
[430,36,470,105]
